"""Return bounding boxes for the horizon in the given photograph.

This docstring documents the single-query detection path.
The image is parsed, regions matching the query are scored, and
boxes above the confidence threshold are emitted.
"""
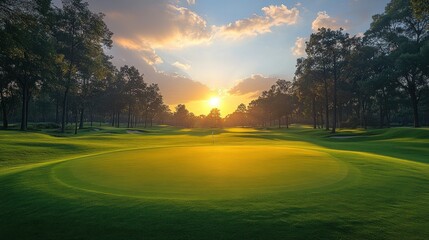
[55,0,390,116]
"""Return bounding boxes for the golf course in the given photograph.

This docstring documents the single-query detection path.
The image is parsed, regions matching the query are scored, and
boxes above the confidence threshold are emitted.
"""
[0,126,428,239]
[2,0,429,238]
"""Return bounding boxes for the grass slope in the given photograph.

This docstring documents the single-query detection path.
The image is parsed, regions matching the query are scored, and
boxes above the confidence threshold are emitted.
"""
[0,126,428,239]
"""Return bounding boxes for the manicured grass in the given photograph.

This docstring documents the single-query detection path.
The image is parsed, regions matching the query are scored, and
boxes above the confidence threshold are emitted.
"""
[0,126,428,239]
[53,146,346,199]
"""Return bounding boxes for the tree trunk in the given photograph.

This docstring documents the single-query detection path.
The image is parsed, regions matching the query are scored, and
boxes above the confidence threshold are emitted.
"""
[1,90,8,129]
[20,83,27,131]
[66,109,69,125]
[312,97,316,129]
[74,108,78,135]
[55,98,59,124]
[386,103,391,128]
[323,78,329,131]
[116,112,120,128]
[331,64,338,134]
[379,101,384,128]
[61,86,69,133]
[25,90,30,128]
[338,104,342,129]
[79,107,84,129]
[410,94,420,128]
[409,86,420,128]
[363,101,368,129]
[21,83,30,131]
[90,107,93,127]
[127,103,131,128]
[360,99,364,128]
[357,96,361,126]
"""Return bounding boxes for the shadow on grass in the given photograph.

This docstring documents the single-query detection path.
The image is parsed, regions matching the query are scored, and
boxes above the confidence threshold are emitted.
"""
[233,127,429,164]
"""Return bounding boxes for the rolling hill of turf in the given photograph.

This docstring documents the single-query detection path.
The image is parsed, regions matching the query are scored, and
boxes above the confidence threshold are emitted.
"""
[0,126,428,239]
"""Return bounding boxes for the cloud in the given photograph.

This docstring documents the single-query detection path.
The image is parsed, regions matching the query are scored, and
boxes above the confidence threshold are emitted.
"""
[153,74,211,104]
[114,37,163,65]
[172,61,191,70]
[217,4,299,39]
[105,2,211,49]
[93,1,300,67]
[229,74,278,96]
[187,0,195,5]
[109,41,211,104]
[89,0,212,66]
[85,1,297,104]
[291,37,306,57]
[311,11,348,32]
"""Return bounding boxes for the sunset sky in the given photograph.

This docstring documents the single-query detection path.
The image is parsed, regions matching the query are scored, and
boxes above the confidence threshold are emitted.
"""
[79,0,389,115]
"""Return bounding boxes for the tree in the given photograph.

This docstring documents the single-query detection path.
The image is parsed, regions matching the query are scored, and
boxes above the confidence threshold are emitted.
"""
[55,0,112,133]
[345,42,379,128]
[140,83,163,128]
[367,0,429,127]
[0,0,55,130]
[274,79,294,128]
[0,77,19,128]
[153,104,171,125]
[224,103,248,127]
[206,108,222,128]
[81,53,113,127]
[174,104,190,127]
[306,28,353,133]
[0,0,174,131]
[411,0,429,18]
[76,48,112,129]
[305,31,332,130]
[116,65,145,128]
[295,58,323,129]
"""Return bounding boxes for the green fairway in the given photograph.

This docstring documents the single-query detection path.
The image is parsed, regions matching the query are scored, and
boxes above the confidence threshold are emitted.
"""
[0,126,428,239]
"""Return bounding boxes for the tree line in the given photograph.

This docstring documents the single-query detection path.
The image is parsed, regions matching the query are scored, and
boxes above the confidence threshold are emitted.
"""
[174,0,428,130]
[215,0,429,130]
[0,0,170,133]
[1,0,428,132]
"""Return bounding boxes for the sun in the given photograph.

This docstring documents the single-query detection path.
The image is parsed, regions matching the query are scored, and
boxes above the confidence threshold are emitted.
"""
[208,96,221,108]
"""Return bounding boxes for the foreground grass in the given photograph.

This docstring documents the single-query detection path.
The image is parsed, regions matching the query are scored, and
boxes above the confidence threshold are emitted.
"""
[0,126,428,239]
